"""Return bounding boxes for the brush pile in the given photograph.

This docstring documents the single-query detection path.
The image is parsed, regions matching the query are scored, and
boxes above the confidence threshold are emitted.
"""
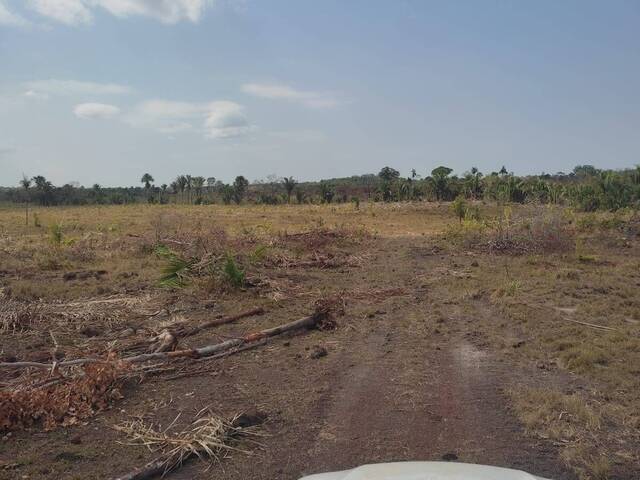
[0,358,129,431]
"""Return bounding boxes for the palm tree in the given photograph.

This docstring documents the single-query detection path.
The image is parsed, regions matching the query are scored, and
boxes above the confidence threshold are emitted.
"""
[31,175,54,206]
[192,176,205,202]
[464,167,483,200]
[206,177,216,201]
[19,175,31,225]
[185,175,193,204]
[282,176,297,203]
[175,175,187,203]
[141,173,154,190]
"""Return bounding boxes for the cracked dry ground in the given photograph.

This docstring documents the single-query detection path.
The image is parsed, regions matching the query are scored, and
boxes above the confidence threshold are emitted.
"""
[2,236,582,480]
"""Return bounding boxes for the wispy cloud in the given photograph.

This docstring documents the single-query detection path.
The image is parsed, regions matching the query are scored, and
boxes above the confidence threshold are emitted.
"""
[125,99,252,139]
[26,0,215,26]
[24,79,132,97]
[74,102,120,119]
[242,82,340,109]
[27,0,92,26]
[0,1,31,27]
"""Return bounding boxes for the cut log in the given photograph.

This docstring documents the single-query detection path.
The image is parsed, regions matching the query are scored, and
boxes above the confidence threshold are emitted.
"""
[124,307,265,353]
[181,306,265,338]
[1,311,323,371]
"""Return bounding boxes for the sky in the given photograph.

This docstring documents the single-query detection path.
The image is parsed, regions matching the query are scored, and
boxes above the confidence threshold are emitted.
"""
[0,0,639,187]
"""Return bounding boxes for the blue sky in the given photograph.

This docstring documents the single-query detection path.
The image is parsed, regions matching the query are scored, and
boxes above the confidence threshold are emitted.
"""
[1,0,639,187]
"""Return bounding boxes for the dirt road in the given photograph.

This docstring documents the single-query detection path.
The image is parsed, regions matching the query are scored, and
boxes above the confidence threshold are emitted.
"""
[1,238,577,480]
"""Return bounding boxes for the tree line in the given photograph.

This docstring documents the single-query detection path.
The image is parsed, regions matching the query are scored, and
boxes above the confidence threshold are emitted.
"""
[2,164,639,212]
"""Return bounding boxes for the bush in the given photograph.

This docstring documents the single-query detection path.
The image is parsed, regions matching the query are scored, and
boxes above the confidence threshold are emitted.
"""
[445,207,575,255]
[48,222,63,245]
[451,196,468,223]
[222,253,245,288]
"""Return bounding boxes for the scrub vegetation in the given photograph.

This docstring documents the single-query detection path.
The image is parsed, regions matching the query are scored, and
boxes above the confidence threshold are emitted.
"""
[0,198,638,480]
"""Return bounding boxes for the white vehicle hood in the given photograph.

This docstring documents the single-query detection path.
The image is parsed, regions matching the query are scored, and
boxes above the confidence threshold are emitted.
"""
[299,462,550,480]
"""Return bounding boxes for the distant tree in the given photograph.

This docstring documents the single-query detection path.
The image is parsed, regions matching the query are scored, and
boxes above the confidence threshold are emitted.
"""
[206,177,216,200]
[499,165,508,176]
[141,173,154,190]
[90,183,104,204]
[378,166,400,202]
[185,175,193,203]
[378,166,400,183]
[361,174,378,200]
[319,181,335,203]
[19,175,31,225]
[573,165,599,178]
[232,176,249,204]
[282,176,297,203]
[464,167,483,200]
[192,176,205,202]
[430,166,453,201]
[221,184,234,205]
[176,175,187,203]
[31,175,55,206]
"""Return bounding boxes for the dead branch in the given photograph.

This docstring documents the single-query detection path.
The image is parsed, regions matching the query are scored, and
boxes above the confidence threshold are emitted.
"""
[124,307,265,353]
[181,306,265,338]
[1,310,323,371]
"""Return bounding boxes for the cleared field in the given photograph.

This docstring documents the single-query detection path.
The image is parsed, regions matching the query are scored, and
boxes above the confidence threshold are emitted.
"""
[0,202,638,480]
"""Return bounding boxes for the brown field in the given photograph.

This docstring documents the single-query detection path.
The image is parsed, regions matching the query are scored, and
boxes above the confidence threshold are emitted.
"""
[0,202,639,480]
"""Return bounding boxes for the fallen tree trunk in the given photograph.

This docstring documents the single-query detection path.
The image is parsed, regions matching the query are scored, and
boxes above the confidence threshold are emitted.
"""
[125,306,265,353]
[181,306,265,338]
[1,312,321,371]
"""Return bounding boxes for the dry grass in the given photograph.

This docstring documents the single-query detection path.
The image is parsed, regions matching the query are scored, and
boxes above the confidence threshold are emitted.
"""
[114,410,261,472]
[1,201,639,478]
[509,388,614,480]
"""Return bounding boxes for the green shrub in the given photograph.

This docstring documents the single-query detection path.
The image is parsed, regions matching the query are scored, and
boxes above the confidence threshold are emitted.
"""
[48,222,63,245]
[451,195,468,223]
[223,253,245,288]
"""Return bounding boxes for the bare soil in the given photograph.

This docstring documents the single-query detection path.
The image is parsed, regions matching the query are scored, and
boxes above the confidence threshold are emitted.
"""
[1,236,582,480]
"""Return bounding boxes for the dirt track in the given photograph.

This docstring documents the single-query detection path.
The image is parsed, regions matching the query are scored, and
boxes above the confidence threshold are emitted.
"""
[2,237,579,479]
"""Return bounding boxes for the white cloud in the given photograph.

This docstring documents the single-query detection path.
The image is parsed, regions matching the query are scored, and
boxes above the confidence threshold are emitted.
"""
[242,82,340,109]
[25,79,132,97]
[203,101,250,138]
[94,0,213,23]
[0,1,31,26]
[27,0,92,26]
[26,0,214,25]
[125,99,251,139]
[74,102,120,119]
[24,90,49,100]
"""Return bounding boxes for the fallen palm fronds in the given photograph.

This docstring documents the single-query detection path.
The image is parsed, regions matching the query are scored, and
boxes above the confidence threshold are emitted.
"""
[112,410,264,480]
[0,299,43,333]
[0,358,129,432]
[0,294,157,334]
[1,301,337,371]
